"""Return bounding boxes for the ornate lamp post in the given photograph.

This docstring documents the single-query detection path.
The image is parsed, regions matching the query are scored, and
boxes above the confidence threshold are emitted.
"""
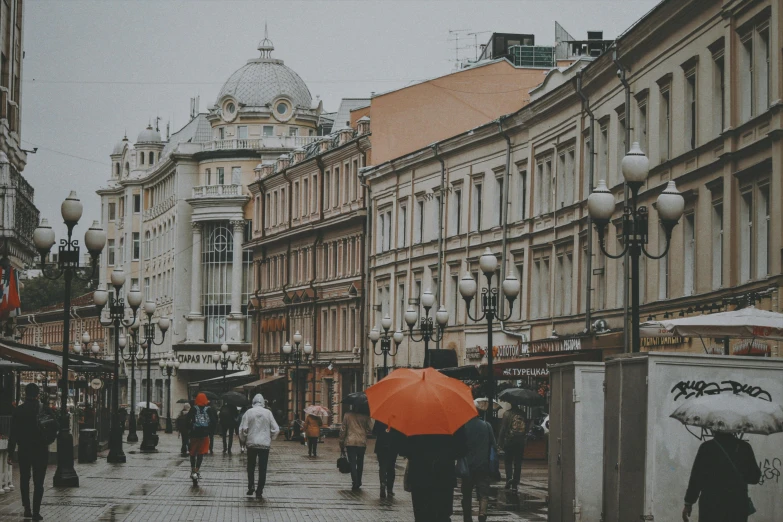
[119,323,146,442]
[369,315,403,379]
[33,191,106,487]
[403,289,449,368]
[459,248,520,419]
[136,300,170,452]
[93,269,142,463]
[73,333,102,408]
[158,352,179,433]
[213,343,240,392]
[281,332,312,439]
[587,142,684,353]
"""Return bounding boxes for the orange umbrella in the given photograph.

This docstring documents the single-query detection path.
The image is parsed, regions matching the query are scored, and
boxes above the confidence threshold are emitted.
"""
[366,367,477,436]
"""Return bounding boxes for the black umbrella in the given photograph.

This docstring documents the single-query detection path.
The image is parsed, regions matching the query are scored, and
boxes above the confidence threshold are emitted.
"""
[201,390,220,402]
[341,392,369,414]
[497,388,546,407]
[221,391,250,408]
[176,398,190,404]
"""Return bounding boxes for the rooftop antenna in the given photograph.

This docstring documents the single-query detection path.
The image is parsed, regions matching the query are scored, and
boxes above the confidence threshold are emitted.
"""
[155,116,161,132]
[447,29,474,71]
[467,31,491,61]
[166,121,170,140]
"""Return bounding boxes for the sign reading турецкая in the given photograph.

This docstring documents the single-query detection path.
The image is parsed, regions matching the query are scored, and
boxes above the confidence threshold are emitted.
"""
[176,352,218,370]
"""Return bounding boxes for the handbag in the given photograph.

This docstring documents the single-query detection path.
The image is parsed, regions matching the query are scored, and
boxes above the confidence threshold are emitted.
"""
[714,440,756,516]
[337,449,350,474]
[456,456,470,479]
[487,423,501,481]
[403,459,412,492]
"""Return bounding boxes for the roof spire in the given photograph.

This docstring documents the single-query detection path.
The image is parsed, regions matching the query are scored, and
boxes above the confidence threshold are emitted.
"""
[258,23,274,59]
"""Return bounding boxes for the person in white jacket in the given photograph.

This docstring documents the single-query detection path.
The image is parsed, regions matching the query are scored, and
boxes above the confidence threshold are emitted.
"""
[238,393,280,498]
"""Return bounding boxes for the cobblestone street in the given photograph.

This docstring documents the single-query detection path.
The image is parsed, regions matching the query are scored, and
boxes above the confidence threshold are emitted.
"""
[0,433,547,521]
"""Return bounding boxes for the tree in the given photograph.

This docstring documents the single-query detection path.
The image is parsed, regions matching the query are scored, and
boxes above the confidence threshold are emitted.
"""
[21,275,94,313]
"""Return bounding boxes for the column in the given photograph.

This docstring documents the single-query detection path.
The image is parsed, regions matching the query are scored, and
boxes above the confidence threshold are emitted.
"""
[230,220,244,315]
[190,222,202,315]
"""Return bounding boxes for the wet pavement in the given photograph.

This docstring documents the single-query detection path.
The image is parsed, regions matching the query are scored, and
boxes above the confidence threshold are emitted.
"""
[0,432,548,521]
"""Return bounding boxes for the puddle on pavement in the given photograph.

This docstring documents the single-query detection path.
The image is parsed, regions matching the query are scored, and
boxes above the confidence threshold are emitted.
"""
[129,483,155,495]
[153,469,172,478]
[97,503,134,521]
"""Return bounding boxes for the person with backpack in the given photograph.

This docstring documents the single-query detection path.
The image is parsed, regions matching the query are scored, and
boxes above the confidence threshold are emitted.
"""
[207,401,218,454]
[218,402,237,454]
[237,394,280,498]
[460,413,497,522]
[186,393,217,485]
[6,383,58,521]
[175,404,191,457]
[497,404,526,491]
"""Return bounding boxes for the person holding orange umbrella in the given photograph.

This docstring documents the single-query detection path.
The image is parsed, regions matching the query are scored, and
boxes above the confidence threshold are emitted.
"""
[366,368,475,521]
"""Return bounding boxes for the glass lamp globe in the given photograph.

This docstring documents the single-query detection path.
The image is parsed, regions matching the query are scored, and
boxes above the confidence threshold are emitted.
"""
[404,306,418,327]
[118,333,127,349]
[213,351,221,362]
[421,289,435,310]
[73,342,82,354]
[587,180,615,222]
[435,305,449,326]
[502,275,521,299]
[33,218,56,252]
[282,342,292,355]
[459,275,477,299]
[167,359,175,368]
[158,316,170,332]
[110,267,126,288]
[293,331,303,345]
[158,358,166,369]
[479,248,498,275]
[144,300,156,316]
[84,221,107,254]
[229,352,238,363]
[221,343,229,353]
[392,330,404,345]
[369,326,381,343]
[174,360,181,369]
[381,314,393,332]
[61,191,84,225]
[657,181,685,224]
[93,284,109,307]
[127,284,142,308]
[621,142,649,187]
[82,331,91,344]
[91,342,101,354]
[303,342,313,355]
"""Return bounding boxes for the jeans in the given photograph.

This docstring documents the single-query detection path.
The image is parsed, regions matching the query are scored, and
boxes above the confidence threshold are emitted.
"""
[346,446,366,488]
[18,449,48,515]
[461,471,490,520]
[504,445,524,486]
[221,426,235,452]
[377,450,397,492]
[411,487,454,522]
[247,447,270,493]
[307,437,318,456]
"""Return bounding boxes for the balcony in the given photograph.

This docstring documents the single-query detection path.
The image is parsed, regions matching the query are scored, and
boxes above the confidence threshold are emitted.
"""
[201,135,320,152]
[191,184,243,198]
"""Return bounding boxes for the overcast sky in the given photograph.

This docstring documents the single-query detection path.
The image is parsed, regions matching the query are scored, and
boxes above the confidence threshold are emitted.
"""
[22,0,660,238]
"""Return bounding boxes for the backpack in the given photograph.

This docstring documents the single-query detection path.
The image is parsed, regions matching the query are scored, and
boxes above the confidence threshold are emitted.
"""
[37,404,59,446]
[192,406,210,430]
[504,412,526,447]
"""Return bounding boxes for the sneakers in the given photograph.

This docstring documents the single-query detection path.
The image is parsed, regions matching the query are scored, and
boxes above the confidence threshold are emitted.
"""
[191,472,199,486]
[23,508,32,519]
[246,488,254,496]
[32,515,43,521]
[255,490,263,499]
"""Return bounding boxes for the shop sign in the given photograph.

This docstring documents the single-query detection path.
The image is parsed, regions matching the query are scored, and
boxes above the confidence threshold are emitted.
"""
[640,336,688,348]
[176,351,218,370]
[90,378,103,390]
[733,339,770,356]
[468,336,583,362]
[500,367,550,378]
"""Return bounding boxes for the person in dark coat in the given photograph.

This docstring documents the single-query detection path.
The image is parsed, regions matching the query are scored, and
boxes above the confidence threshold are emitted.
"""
[497,405,526,491]
[373,420,403,498]
[400,429,468,522]
[7,383,54,521]
[683,431,761,522]
[461,415,497,522]
[218,403,237,453]
[175,404,191,457]
[207,402,218,454]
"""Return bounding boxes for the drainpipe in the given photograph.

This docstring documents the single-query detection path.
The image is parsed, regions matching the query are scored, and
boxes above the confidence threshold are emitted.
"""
[496,116,526,340]
[614,48,632,353]
[358,164,372,388]
[432,144,445,350]
[575,71,595,333]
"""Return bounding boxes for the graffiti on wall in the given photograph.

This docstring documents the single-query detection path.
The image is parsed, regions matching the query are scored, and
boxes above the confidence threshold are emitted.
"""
[670,379,772,402]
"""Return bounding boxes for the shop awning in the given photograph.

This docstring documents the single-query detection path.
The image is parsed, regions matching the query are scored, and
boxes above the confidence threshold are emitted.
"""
[188,370,258,394]
[491,351,602,378]
[0,341,113,373]
[439,365,481,380]
[234,374,284,393]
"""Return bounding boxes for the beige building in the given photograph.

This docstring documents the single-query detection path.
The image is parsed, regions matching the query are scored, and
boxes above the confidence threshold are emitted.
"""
[363,0,783,381]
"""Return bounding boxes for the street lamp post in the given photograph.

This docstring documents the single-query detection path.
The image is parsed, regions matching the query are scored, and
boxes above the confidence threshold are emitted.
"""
[281,332,312,440]
[587,142,684,353]
[159,352,179,433]
[403,289,449,368]
[459,248,520,420]
[93,269,142,463]
[213,343,239,392]
[120,323,146,442]
[369,315,403,379]
[33,191,106,487]
[136,300,170,452]
[73,334,102,413]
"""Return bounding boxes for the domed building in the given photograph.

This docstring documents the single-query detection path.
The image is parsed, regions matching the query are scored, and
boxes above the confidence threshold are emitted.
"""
[96,34,325,431]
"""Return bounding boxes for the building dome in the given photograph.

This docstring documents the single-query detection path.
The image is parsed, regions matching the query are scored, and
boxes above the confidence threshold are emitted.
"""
[216,36,312,111]
[112,137,128,156]
[136,125,162,144]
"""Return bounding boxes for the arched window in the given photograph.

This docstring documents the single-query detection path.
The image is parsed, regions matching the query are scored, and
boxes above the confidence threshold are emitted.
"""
[124,162,129,176]
[140,152,145,165]
[149,152,154,164]
[115,163,120,177]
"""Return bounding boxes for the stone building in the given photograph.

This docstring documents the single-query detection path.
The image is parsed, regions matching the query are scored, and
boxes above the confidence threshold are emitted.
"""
[363,0,782,381]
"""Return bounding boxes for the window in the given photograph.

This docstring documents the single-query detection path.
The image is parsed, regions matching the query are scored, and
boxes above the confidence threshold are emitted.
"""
[582,135,591,198]
[712,50,725,136]
[517,168,527,220]
[472,182,483,231]
[293,182,299,218]
[132,232,140,260]
[532,256,550,318]
[237,126,248,139]
[215,167,225,185]
[149,152,154,164]
[712,201,723,289]
[263,126,274,137]
[414,198,425,244]
[565,150,575,205]
[108,202,116,221]
[139,152,145,165]
[658,224,669,299]
[740,189,753,282]
[324,171,331,210]
[555,252,573,317]
[133,194,141,213]
[398,201,407,247]
[218,127,225,140]
[334,167,340,207]
[685,71,696,150]
[683,213,695,296]
[557,153,566,209]
[616,115,626,182]
[495,176,504,226]
[107,239,115,266]
[758,26,769,112]
[758,183,770,277]
[131,278,139,292]
[659,86,671,161]
[599,123,610,186]
[303,178,309,215]
[377,212,385,253]
[289,127,298,137]
[637,97,649,153]
[231,166,241,185]
[740,33,754,122]
[515,263,524,320]
[144,277,150,298]
[452,189,462,234]
[385,210,392,251]
[144,231,151,259]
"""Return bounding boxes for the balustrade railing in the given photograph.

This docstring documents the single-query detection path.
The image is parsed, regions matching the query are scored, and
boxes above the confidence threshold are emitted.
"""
[201,135,319,152]
[191,184,242,198]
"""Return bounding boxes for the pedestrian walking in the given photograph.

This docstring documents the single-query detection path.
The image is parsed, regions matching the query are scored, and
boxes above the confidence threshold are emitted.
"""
[187,393,217,485]
[400,429,468,522]
[175,404,191,457]
[497,405,526,491]
[460,414,497,522]
[238,394,280,498]
[373,420,402,499]
[339,407,373,491]
[207,401,217,454]
[237,405,250,454]
[303,413,322,457]
[682,431,761,522]
[6,383,58,521]
[219,402,237,454]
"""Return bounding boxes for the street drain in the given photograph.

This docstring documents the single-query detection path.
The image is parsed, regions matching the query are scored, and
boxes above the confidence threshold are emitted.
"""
[98,503,134,521]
